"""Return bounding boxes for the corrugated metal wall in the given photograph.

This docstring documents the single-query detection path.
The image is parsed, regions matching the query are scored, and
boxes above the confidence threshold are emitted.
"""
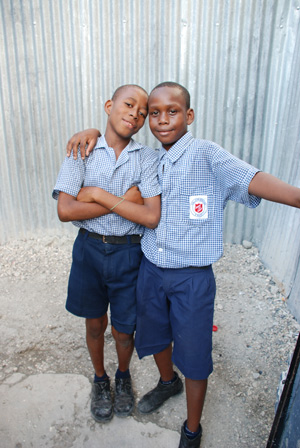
[1,1,300,316]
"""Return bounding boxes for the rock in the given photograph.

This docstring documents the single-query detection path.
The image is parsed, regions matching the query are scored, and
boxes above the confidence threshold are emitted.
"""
[242,240,253,249]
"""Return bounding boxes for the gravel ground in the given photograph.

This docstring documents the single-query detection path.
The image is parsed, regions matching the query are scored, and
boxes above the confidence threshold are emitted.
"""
[0,234,299,447]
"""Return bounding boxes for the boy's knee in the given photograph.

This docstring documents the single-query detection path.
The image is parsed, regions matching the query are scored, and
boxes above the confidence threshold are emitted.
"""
[112,326,134,347]
[86,316,107,339]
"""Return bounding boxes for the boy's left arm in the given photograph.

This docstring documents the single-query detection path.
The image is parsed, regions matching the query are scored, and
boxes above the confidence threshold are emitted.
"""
[66,128,101,159]
[249,172,300,208]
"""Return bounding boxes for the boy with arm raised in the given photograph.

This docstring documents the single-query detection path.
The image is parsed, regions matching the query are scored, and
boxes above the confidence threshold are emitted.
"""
[66,82,300,447]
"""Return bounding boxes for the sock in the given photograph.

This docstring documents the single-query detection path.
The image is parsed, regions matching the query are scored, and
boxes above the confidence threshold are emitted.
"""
[94,372,109,383]
[160,373,177,385]
[184,421,201,440]
[115,368,130,379]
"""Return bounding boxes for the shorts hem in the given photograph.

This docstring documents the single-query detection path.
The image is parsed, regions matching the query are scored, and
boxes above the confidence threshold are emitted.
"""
[65,304,107,319]
[135,342,172,359]
[111,320,135,335]
[173,355,213,380]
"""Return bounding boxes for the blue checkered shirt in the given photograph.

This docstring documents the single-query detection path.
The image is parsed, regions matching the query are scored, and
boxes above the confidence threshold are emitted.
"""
[141,132,261,267]
[53,136,161,236]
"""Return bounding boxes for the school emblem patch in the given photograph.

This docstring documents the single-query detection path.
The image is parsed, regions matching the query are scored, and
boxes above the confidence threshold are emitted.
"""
[189,195,208,219]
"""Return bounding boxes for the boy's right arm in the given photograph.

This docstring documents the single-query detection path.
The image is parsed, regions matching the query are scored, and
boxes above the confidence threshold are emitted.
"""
[248,172,300,208]
[57,192,109,222]
[66,129,101,160]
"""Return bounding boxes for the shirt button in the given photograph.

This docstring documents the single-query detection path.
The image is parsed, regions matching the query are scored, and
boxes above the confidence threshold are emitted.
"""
[158,248,163,252]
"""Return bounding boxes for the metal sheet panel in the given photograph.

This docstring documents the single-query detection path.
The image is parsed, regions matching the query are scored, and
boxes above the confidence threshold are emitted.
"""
[0,0,299,315]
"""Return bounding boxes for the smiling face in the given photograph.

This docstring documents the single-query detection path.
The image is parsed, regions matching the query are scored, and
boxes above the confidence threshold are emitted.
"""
[105,86,148,145]
[148,86,194,150]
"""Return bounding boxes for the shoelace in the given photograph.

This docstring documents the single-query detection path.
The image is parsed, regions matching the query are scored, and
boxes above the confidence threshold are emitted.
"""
[116,379,132,395]
[94,382,111,400]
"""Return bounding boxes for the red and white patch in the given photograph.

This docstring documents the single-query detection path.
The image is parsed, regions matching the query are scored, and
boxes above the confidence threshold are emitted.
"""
[189,195,208,219]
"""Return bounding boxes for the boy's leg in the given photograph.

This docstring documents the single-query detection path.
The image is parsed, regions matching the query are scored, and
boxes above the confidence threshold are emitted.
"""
[67,231,110,375]
[168,266,215,447]
[185,378,207,432]
[135,257,184,413]
[86,315,114,422]
[107,243,142,418]
[177,379,206,447]
[111,326,135,417]
[66,231,116,423]
[153,343,174,381]
[86,315,108,377]
[111,326,134,372]
[137,343,183,414]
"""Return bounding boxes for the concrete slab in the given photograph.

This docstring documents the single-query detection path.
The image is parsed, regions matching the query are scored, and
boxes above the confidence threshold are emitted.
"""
[0,373,180,448]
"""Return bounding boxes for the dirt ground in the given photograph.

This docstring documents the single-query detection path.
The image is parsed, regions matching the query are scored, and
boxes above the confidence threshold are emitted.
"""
[0,234,299,447]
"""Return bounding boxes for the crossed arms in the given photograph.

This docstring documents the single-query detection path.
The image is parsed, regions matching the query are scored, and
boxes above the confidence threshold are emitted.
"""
[58,129,161,228]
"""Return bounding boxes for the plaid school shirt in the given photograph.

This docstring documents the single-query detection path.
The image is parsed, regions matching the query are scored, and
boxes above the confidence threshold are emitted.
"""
[52,135,161,236]
[141,132,261,268]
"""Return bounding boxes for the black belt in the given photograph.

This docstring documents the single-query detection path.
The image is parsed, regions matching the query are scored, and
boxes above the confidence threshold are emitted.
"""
[79,228,142,244]
[189,265,211,270]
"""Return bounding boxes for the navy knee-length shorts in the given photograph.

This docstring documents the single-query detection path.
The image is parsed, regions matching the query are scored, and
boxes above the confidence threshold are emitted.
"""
[135,256,216,380]
[66,229,142,334]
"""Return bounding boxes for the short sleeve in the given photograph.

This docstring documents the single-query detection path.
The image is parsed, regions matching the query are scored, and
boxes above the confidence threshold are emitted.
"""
[52,152,86,200]
[212,145,261,208]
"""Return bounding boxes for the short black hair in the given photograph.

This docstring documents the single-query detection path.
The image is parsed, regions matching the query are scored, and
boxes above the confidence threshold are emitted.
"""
[112,84,148,100]
[150,82,190,109]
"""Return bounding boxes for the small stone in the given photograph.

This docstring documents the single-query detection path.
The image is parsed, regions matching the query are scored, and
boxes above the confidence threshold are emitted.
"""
[242,240,253,249]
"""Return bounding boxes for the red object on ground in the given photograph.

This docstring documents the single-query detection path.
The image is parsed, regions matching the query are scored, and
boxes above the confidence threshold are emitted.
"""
[213,325,218,332]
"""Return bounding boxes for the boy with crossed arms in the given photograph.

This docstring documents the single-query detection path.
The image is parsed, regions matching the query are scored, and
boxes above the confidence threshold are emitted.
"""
[53,84,161,423]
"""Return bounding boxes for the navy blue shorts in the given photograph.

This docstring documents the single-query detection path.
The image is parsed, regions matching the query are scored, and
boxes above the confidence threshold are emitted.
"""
[135,256,216,380]
[66,230,142,334]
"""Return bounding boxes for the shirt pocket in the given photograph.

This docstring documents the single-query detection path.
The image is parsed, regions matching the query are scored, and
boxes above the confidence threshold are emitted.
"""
[177,185,214,225]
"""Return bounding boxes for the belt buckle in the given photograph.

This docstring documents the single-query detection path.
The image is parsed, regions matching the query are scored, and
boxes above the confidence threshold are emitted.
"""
[102,235,107,243]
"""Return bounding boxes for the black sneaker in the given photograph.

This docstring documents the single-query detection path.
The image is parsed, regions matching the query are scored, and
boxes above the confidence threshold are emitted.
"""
[90,380,113,422]
[114,377,134,417]
[178,421,202,448]
[137,371,183,414]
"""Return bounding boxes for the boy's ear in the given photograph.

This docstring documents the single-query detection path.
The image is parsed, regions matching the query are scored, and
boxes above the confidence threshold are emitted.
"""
[104,99,113,115]
[186,108,195,125]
